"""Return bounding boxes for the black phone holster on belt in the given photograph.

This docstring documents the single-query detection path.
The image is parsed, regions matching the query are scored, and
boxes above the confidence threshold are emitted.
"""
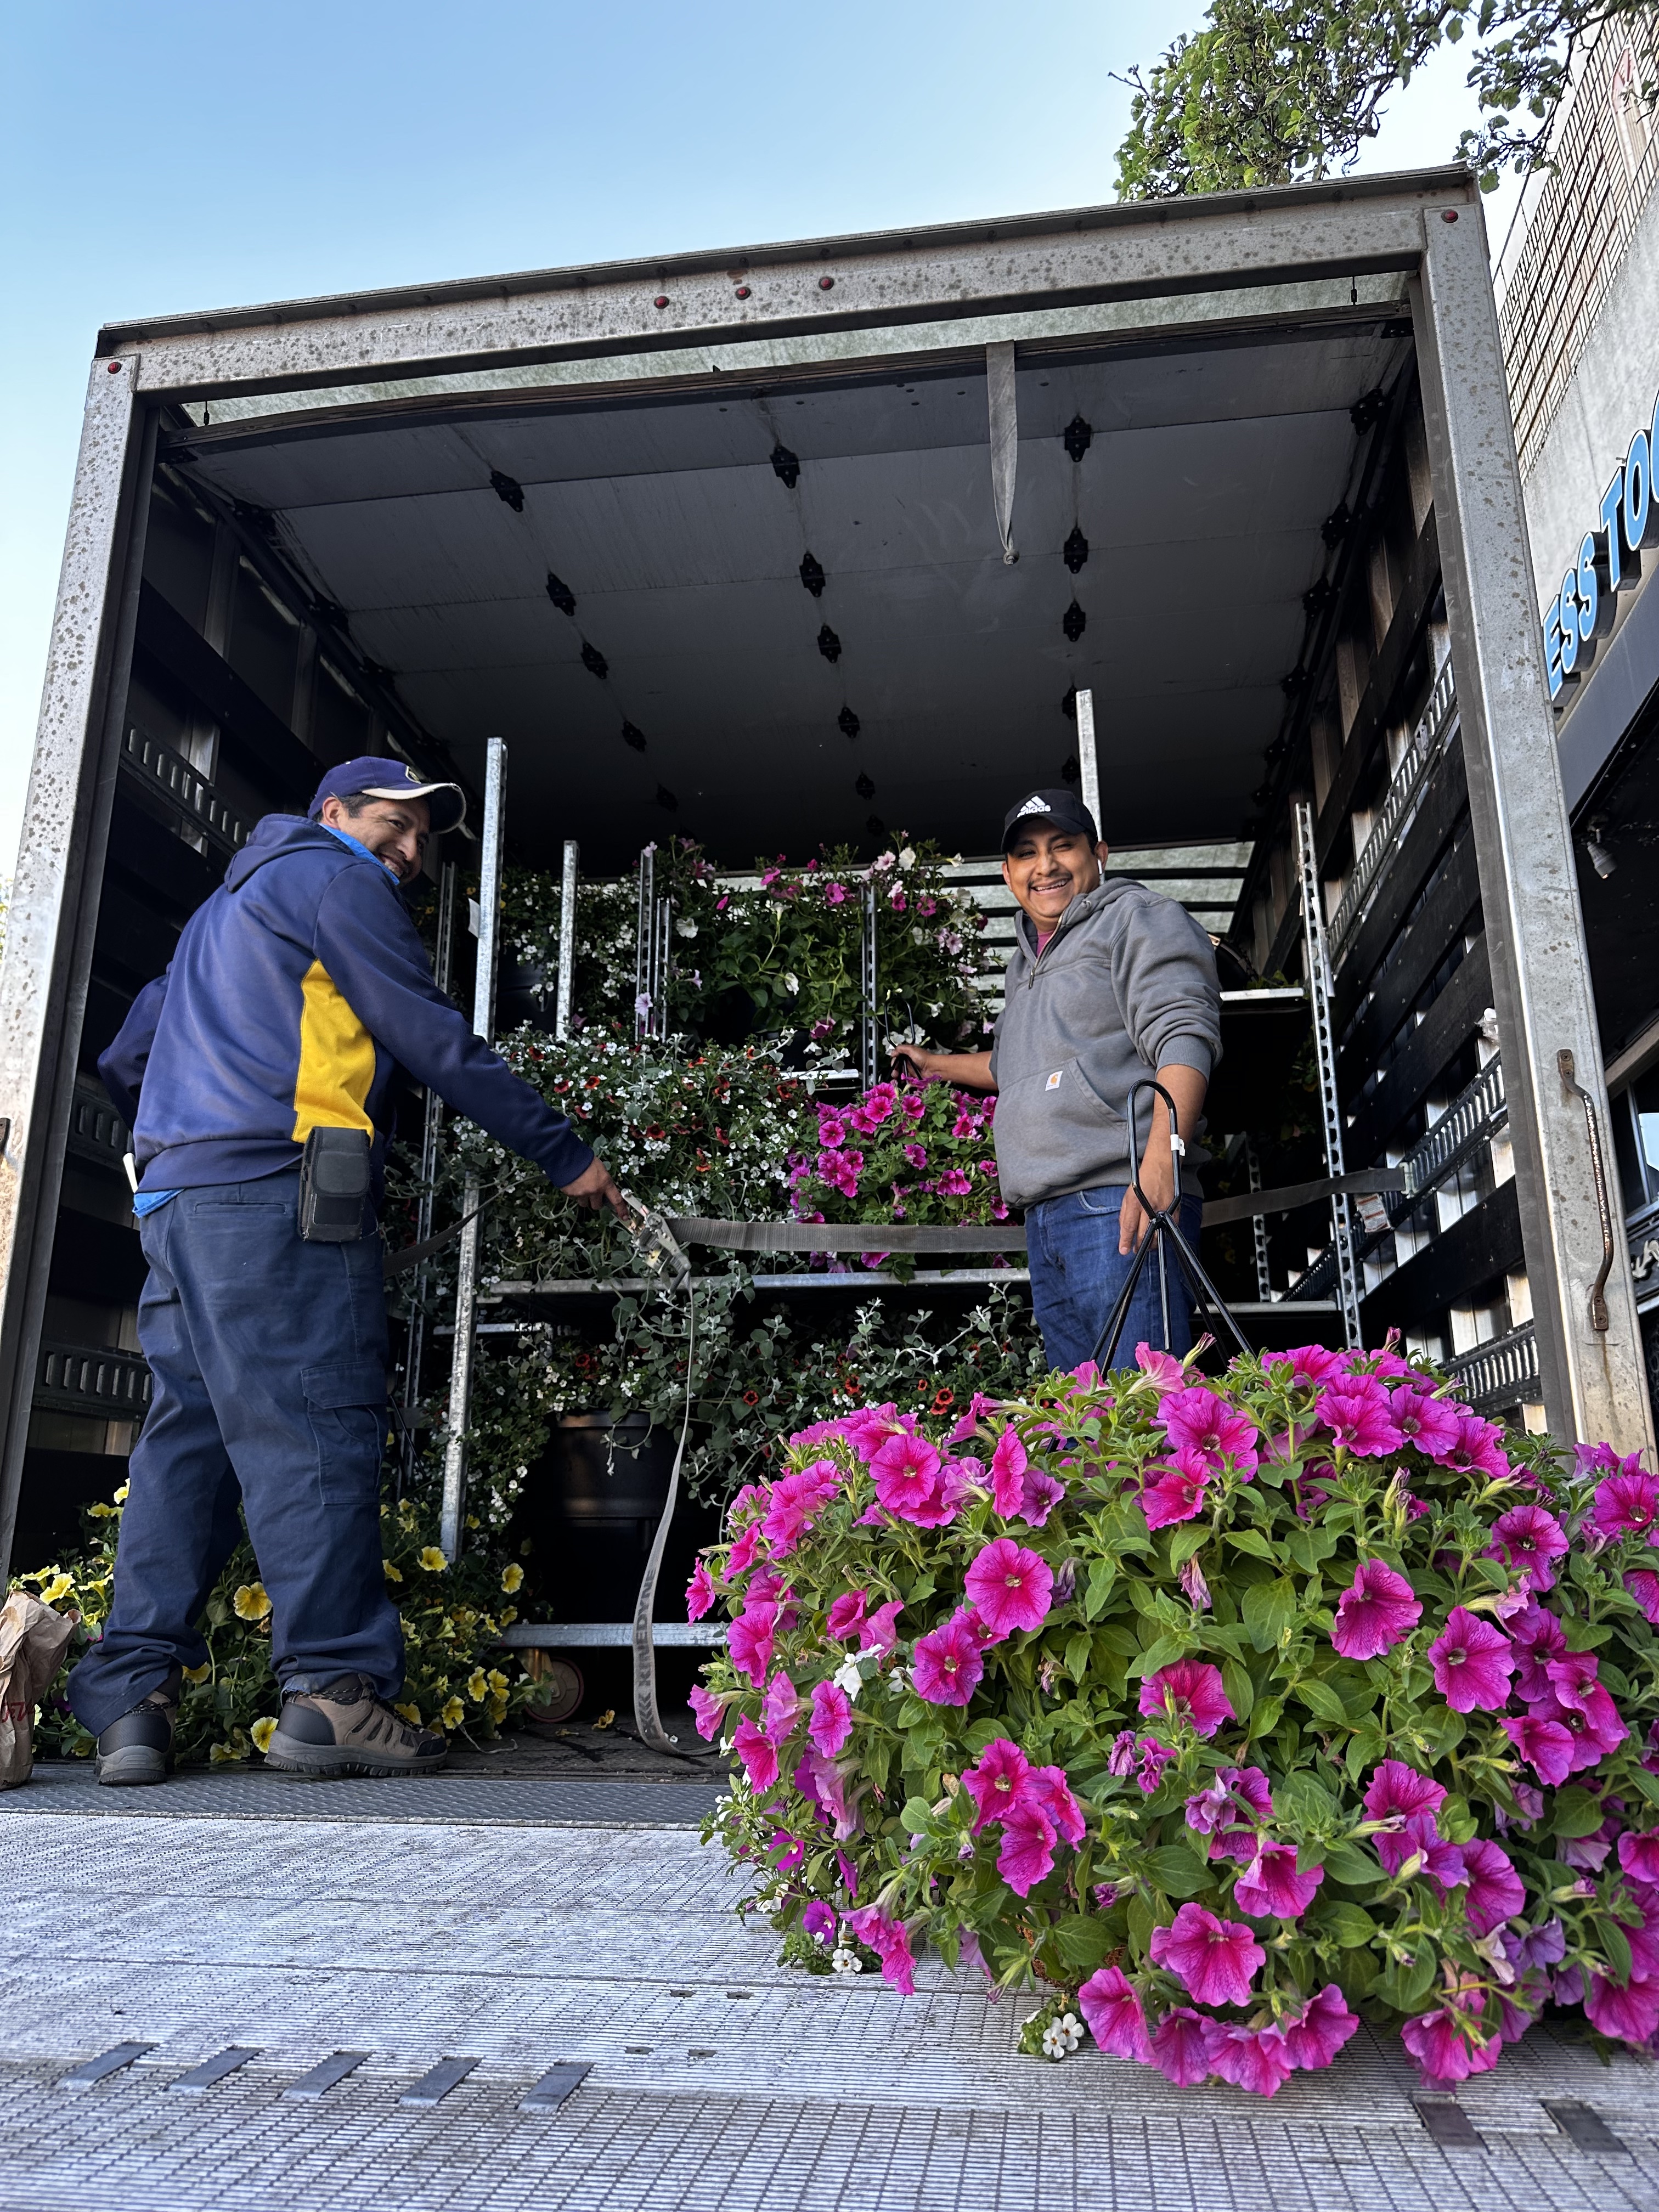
[298,1127,372,1242]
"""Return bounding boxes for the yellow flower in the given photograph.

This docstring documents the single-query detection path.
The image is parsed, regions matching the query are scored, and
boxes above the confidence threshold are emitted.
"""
[209,1735,248,1764]
[488,1697,507,1725]
[487,1669,509,1697]
[500,1563,524,1594]
[383,1560,404,1582]
[250,1717,278,1754]
[466,1668,488,1703]
[395,1701,424,1726]
[499,1605,518,1626]
[38,1572,73,1606]
[418,1547,447,1573]
[112,1483,130,1504]
[182,1663,211,1685]
[440,1696,465,1731]
[233,1583,272,1622]
[591,1708,616,1731]
[87,1501,118,1519]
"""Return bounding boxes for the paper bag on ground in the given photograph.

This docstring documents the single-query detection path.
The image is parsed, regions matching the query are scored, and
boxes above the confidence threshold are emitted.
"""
[0,1592,77,1790]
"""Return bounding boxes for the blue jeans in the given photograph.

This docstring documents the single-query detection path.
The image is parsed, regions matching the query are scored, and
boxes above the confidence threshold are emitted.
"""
[67,1180,403,1736]
[1026,1186,1206,1374]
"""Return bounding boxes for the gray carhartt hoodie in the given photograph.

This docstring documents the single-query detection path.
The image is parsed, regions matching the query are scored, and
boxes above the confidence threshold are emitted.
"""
[988,878,1222,1211]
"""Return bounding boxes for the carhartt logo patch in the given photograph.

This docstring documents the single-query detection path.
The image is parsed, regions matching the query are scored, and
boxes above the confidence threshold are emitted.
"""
[1045,1070,1063,1091]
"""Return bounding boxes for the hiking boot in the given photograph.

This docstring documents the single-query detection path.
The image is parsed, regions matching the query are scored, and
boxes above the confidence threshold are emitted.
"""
[94,1668,182,1787]
[263,1675,447,1780]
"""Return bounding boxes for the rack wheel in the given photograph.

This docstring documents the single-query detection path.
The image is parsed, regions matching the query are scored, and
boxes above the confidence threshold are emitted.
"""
[523,1655,584,1724]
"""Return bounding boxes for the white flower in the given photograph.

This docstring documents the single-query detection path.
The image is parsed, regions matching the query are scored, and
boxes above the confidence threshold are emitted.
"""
[783,973,800,995]
[1041,2013,1084,2060]
[832,1658,863,1699]
[831,1945,864,1976]
[675,919,698,938]
[898,846,917,871]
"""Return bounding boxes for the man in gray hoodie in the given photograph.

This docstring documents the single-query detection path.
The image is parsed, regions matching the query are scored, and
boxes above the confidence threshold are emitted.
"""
[894,788,1221,1370]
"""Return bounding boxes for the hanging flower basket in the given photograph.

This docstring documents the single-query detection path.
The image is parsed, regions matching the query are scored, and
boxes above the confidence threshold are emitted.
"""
[688,1343,1659,2092]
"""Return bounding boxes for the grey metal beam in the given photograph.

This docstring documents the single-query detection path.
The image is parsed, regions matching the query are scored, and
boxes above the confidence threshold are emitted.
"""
[117,179,1465,402]
[0,360,150,1582]
[1411,213,1655,1455]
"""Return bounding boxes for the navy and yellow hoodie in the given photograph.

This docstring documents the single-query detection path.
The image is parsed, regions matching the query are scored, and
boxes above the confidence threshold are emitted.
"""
[99,815,593,1196]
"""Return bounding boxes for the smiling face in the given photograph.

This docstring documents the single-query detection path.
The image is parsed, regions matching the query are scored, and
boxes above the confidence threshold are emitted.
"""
[1002,819,1107,929]
[321,793,431,884]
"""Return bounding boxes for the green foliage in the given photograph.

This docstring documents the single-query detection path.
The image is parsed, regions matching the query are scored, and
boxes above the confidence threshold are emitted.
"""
[1113,0,1659,198]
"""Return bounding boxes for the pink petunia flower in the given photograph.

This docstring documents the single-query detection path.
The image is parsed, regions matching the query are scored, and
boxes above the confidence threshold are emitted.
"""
[688,1684,725,1741]
[1279,1985,1359,2072]
[761,1669,801,1745]
[859,1598,905,1656]
[1139,1658,1235,1739]
[1485,1504,1569,1592]
[1028,1764,1086,1844]
[1160,1385,1260,1475]
[1386,1387,1463,1457]
[1111,1729,1177,1794]
[1543,1649,1629,1765]
[809,1678,853,1758]
[825,1589,867,1641]
[1626,1568,1659,1624]
[964,1538,1054,1642]
[963,1737,1032,1833]
[1149,2007,1220,2086]
[1135,1342,1188,1392]
[1618,1829,1659,1884]
[1509,1602,1567,1701]
[1077,1967,1152,2063]
[1186,1765,1273,1860]
[989,1428,1028,1516]
[1593,1468,1659,1539]
[1426,1606,1515,1712]
[1330,1557,1423,1660]
[1440,1411,1511,1478]
[1233,1842,1323,1920]
[763,1461,842,1556]
[1500,1712,1576,1786]
[843,1904,916,1994]
[1018,1469,1068,1527]
[997,1800,1058,1895]
[726,1524,763,1580]
[1149,1903,1265,2007]
[1139,1448,1211,1529]
[1584,1972,1659,2045]
[686,1559,716,1621]
[1317,1384,1403,1459]
[727,1600,778,1685]
[1460,1837,1526,1937]
[1363,1760,1446,1829]
[1206,2022,1292,2098]
[1263,1344,1346,1389]
[871,1430,950,1525]
[1400,1999,1499,2085]
[731,1715,778,1793]
[840,1402,908,1462]
[911,1612,985,1706]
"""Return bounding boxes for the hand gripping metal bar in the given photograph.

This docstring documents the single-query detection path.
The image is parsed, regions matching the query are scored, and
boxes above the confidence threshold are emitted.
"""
[1087,1080,1252,1372]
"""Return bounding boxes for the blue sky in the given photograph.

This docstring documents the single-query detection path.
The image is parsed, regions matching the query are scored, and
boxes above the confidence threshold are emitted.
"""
[0,2,1511,878]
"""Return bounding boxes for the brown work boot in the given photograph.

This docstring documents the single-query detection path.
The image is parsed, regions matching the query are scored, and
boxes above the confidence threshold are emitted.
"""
[263,1674,447,1780]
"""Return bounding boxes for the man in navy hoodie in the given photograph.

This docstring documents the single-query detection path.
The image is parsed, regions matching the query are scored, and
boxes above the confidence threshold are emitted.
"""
[72,758,622,1786]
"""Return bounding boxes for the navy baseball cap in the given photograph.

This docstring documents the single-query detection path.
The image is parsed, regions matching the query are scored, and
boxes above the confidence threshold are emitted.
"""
[1001,787,1099,851]
[309,755,466,835]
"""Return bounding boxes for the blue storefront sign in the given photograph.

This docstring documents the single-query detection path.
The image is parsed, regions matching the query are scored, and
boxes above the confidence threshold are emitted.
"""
[1544,383,1659,702]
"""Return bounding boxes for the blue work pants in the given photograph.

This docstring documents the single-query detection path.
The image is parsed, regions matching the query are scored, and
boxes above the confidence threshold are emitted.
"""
[67,1179,403,1736]
[1025,1185,1206,1375]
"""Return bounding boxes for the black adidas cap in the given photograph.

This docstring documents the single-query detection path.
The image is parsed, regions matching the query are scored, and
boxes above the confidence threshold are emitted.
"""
[1001,787,1099,853]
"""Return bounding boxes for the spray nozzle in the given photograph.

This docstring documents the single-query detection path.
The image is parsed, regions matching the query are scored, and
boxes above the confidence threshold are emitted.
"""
[620,1191,691,1285]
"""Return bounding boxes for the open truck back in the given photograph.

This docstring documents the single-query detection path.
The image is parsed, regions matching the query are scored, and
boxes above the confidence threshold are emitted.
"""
[1,164,1651,1579]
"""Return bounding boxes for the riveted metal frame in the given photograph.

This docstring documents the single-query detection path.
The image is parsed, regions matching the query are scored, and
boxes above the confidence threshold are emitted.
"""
[2,165,1649,1579]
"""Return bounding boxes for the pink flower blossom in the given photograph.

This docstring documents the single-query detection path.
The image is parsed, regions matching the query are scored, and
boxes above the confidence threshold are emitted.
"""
[1485,1504,1568,1591]
[1077,1967,1152,2063]
[686,1560,716,1621]
[762,1462,841,1556]
[843,1905,916,1994]
[809,1678,853,1758]
[1135,1342,1188,1392]
[897,1089,926,1121]
[964,1538,1054,1642]
[1018,1470,1067,1527]
[1584,1973,1659,2045]
[1178,1555,1212,1610]
[1279,1985,1359,2072]
[1186,1765,1273,1859]
[871,1430,949,1523]
[1317,1384,1403,1458]
[732,1715,778,1792]
[963,1738,1033,1832]
[1160,1385,1260,1475]
[1111,1729,1177,1793]
[688,1684,725,1740]
[859,1598,905,1656]
[1500,1712,1576,1785]
[725,1524,762,1580]
[825,1589,867,1641]
[1027,1764,1086,1844]
[1263,1344,1345,1389]
[1400,2000,1499,2085]
[761,1669,800,1745]
[1386,1387,1463,1456]
[1440,1411,1511,1477]
[1149,2007,1219,2086]
[1233,1843,1323,1920]
[1206,2021,1292,2097]
[1592,1468,1659,1539]
[1149,1903,1265,2007]
[1530,1686,1627,1773]
[1426,1606,1515,1712]
[823,882,848,906]
[841,1403,906,1462]
[1139,1448,1211,1528]
[816,1114,848,1148]
[1626,1568,1659,1624]
[998,1800,1058,1895]
[1330,1557,1423,1660]
[989,1429,1028,1516]
[901,1142,928,1169]
[936,1167,974,1198]
[911,1612,985,1706]
[1509,1602,1567,1700]
[727,1600,777,1685]
[1618,1830,1659,1884]
[1461,1837,1525,1936]
[800,1899,836,1945]
[1139,1658,1235,1739]
[863,1084,896,1124]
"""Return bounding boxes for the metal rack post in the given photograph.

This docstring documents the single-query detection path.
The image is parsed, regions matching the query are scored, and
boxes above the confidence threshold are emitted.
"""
[1293,798,1363,1347]
[439,738,506,1562]
[1245,1138,1275,1304]
[554,839,579,1039]
[634,845,655,1040]
[859,879,879,1088]
[398,859,457,1494]
[1075,685,1102,838]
